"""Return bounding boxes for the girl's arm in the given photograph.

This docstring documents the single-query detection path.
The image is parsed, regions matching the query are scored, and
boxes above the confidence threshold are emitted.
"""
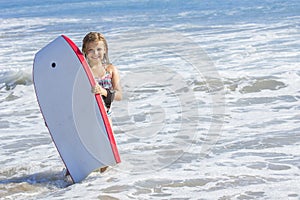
[111,64,122,101]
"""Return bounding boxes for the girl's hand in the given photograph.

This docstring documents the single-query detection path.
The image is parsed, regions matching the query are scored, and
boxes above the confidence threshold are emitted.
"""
[91,83,108,96]
[91,83,102,94]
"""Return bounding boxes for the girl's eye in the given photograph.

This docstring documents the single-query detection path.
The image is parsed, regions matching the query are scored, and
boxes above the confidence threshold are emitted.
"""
[88,49,94,53]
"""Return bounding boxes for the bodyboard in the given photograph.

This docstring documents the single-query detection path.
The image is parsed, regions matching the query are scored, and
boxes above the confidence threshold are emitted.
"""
[33,35,120,183]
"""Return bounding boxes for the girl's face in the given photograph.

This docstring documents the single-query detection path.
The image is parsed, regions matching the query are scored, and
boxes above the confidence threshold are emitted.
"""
[85,41,106,66]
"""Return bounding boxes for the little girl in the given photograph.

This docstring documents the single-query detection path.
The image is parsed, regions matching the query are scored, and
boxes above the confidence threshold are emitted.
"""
[82,32,122,119]
[64,32,121,177]
[82,32,122,173]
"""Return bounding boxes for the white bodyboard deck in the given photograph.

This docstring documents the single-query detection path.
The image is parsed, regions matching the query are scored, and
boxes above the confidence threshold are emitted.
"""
[33,35,120,183]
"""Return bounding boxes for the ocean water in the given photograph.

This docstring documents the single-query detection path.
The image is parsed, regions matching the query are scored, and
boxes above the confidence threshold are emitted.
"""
[0,0,300,199]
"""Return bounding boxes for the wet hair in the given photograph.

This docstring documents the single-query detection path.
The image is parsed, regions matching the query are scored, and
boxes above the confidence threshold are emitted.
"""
[82,32,110,64]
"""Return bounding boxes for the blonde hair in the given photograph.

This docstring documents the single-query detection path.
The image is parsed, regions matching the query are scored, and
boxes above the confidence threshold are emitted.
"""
[82,32,110,64]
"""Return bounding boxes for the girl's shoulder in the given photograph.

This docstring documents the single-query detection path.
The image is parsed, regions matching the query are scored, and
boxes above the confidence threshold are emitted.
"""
[106,64,118,73]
